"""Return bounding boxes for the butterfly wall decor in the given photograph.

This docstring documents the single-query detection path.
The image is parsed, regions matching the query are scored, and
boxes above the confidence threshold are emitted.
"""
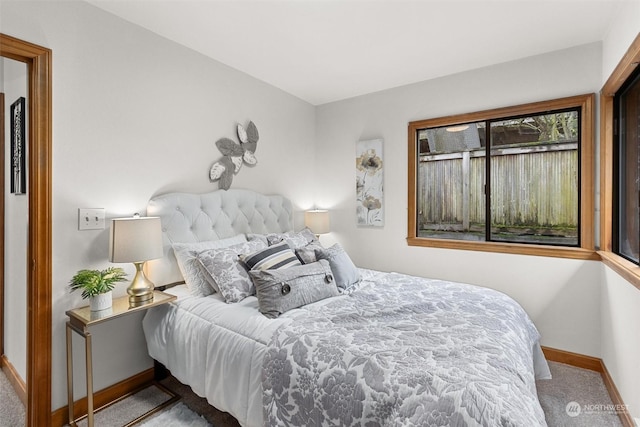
[209,121,259,190]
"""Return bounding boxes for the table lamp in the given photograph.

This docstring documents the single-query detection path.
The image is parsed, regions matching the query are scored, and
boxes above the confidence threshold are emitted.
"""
[109,215,163,305]
[304,209,330,238]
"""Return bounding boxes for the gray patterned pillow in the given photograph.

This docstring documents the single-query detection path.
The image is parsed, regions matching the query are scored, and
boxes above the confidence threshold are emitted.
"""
[246,233,268,246]
[196,240,267,303]
[295,242,325,264]
[172,234,248,297]
[314,243,361,292]
[250,259,339,318]
[265,228,318,249]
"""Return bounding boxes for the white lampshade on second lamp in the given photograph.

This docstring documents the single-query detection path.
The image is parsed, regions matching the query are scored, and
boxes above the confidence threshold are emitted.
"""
[304,209,330,237]
[109,216,163,306]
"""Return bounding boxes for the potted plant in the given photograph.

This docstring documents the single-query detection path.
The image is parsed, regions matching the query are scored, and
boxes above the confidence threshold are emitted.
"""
[69,267,128,311]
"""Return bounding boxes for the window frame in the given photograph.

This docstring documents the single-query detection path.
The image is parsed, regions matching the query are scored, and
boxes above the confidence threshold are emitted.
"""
[408,94,597,260]
[599,33,640,289]
[612,66,640,264]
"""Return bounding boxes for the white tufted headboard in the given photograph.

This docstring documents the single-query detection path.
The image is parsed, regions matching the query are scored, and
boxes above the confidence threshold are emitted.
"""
[145,189,294,287]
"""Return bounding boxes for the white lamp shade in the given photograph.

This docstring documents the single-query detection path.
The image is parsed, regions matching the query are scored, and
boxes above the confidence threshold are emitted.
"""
[304,210,330,235]
[109,217,163,263]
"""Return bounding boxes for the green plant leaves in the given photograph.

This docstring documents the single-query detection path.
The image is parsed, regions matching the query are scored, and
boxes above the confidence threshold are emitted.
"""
[68,267,128,299]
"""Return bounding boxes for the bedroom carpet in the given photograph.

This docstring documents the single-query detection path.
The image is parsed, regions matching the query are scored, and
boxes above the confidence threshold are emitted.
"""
[0,369,25,427]
[74,383,178,427]
[536,361,624,426]
[138,402,210,427]
[0,361,627,426]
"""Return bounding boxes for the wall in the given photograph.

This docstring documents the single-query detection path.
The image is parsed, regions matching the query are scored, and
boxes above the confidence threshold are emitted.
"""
[315,42,604,356]
[0,0,316,411]
[2,57,28,382]
[600,2,640,422]
[602,0,640,84]
[600,267,640,422]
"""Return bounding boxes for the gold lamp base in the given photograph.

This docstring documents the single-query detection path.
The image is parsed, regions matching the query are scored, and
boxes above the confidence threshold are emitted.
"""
[128,261,155,307]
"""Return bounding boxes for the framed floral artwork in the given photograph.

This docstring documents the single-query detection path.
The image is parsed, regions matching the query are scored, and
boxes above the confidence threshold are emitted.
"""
[356,139,384,226]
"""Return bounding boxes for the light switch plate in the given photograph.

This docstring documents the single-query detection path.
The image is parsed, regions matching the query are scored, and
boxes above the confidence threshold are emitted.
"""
[79,208,105,230]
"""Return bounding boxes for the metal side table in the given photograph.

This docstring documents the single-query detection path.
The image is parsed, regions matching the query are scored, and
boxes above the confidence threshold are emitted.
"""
[65,290,176,427]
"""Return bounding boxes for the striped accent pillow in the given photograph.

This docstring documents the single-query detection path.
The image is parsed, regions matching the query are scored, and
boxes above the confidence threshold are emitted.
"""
[240,242,301,271]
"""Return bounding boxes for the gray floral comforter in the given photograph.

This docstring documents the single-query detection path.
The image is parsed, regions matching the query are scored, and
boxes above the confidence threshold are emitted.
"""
[262,271,547,426]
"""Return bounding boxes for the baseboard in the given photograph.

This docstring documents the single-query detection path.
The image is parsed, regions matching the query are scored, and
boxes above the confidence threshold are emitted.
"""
[601,362,636,427]
[50,367,154,427]
[542,346,635,427]
[1,354,27,406]
[541,346,603,372]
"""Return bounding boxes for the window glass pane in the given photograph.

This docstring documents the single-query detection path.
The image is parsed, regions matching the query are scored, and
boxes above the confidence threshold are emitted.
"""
[489,112,579,245]
[416,122,486,241]
[617,74,640,262]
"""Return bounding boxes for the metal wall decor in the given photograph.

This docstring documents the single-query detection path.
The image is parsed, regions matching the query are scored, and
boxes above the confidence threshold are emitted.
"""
[10,97,26,195]
[210,121,259,190]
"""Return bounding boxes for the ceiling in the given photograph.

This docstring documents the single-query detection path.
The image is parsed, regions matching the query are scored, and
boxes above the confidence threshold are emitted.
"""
[87,0,626,105]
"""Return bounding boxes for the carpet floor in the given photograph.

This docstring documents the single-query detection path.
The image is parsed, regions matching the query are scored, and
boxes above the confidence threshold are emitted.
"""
[0,361,628,426]
[74,383,178,427]
[0,369,25,427]
[537,361,624,426]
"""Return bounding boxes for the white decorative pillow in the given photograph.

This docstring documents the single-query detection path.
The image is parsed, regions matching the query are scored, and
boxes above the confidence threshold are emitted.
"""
[240,242,301,271]
[197,240,267,303]
[172,234,247,297]
[314,243,361,293]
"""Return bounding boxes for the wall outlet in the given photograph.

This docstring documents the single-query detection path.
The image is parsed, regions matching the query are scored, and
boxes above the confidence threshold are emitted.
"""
[78,208,105,230]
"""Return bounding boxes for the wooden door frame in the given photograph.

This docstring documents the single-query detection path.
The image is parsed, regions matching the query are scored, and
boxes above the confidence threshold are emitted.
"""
[0,92,4,360]
[0,33,52,426]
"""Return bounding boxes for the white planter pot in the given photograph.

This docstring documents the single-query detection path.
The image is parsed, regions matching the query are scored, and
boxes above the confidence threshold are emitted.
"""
[89,291,112,312]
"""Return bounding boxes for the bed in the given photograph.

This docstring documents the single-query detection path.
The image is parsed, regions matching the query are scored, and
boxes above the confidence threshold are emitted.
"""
[142,189,551,427]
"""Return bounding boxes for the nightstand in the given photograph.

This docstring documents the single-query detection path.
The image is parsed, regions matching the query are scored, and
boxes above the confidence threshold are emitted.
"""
[65,290,177,427]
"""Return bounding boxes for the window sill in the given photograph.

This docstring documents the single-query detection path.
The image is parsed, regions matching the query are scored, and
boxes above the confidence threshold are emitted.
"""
[407,237,599,260]
[598,251,640,291]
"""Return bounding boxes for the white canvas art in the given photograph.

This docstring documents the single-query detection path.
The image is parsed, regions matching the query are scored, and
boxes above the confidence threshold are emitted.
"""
[356,139,384,226]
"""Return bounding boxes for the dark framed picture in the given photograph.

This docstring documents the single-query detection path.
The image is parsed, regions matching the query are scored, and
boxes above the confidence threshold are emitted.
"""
[10,97,26,195]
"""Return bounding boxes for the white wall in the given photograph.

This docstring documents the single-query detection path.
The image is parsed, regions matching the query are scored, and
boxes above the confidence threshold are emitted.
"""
[0,0,316,410]
[601,266,640,421]
[602,0,640,84]
[315,42,604,357]
[2,57,28,382]
[600,3,640,421]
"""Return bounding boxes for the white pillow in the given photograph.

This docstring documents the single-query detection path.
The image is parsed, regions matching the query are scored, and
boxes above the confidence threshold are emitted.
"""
[172,234,247,297]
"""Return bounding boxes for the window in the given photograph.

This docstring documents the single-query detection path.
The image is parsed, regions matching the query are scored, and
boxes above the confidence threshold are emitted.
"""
[599,34,640,288]
[408,94,596,259]
[614,67,640,264]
